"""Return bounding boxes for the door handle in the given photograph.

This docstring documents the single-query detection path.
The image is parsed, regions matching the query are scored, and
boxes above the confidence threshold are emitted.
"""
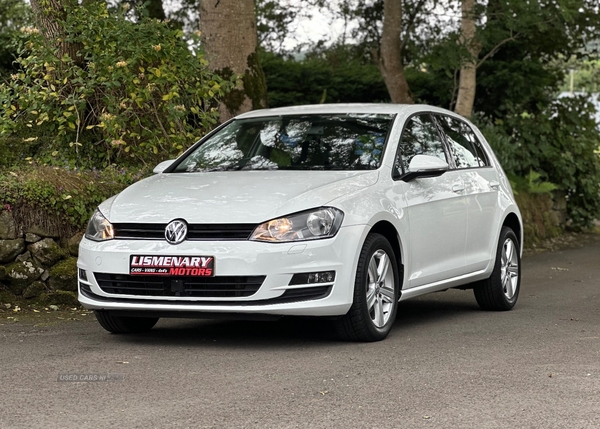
[452,184,465,193]
[490,181,500,189]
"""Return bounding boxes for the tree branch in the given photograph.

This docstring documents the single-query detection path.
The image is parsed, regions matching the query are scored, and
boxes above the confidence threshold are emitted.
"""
[476,32,519,69]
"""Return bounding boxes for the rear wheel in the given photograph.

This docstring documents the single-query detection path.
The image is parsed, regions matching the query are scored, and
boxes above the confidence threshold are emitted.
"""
[94,311,159,334]
[474,226,521,311]
[336,233,399,342]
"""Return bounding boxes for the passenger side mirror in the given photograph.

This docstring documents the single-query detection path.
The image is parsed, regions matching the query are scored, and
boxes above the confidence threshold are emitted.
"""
[400,155,448,182]
[153,159,175,174]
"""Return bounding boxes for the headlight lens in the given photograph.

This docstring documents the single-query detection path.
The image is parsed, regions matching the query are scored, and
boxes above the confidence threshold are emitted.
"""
[85,209,114,241]
[250,207,344,242]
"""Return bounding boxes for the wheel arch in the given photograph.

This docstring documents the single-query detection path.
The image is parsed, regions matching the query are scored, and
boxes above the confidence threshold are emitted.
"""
[502,212,522,253]
[368,220,404,289]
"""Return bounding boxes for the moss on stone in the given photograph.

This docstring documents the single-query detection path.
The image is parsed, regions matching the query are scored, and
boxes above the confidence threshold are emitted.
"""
[0,238,26,263]
[28,238,65,267]
[0,210,17,240]
[23,281,47,299]
[43,290,79,307]
[48,257,78,291]
[0,289,17,304]
[36,292,49,306]
[65,232,84,256]
[5,260,44,295]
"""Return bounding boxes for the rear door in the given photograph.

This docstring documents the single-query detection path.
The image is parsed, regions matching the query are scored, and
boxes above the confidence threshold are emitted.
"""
[394,114,468,288]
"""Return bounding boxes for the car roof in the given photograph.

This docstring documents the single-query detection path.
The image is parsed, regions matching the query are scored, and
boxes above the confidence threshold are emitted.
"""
[236,103,461,119]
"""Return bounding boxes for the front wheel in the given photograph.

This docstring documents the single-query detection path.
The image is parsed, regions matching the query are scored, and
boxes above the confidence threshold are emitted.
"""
[94,311,159,334]
[473,226,521,311]
[336,233,399,342]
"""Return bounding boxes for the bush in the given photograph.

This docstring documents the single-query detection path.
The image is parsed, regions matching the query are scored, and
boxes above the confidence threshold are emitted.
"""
[0,165,141,234]
[0,1,233,169]
[261,50,389,107]
[477,96,600,229]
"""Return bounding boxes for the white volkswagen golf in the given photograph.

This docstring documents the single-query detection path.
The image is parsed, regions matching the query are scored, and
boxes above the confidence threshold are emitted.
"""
[78,104,522,341]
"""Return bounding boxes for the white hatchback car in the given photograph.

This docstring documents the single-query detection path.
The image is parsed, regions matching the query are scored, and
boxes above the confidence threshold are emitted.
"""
[78,104,522,341]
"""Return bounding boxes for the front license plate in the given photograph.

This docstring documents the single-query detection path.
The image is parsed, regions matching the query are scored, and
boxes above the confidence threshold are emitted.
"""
[129,255,214,277]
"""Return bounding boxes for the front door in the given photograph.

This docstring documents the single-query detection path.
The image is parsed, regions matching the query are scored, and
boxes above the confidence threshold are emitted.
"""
[394,114,468,288]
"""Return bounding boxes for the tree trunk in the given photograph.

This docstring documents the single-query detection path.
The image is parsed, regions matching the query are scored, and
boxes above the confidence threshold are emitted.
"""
[378,0,413,104]
[454,0,481,118]
[199,0,267,121]
[30,0,83,66]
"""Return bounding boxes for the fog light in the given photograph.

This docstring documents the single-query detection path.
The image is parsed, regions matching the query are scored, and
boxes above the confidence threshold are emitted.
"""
[290,271,336,285]
[78,268,88,281]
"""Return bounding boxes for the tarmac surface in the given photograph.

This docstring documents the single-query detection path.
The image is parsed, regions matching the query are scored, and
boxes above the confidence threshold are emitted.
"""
[1,235,599,428]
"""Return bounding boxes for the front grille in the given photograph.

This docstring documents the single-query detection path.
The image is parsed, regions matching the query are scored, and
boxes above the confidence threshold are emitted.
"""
[112,223,256,240]
[94,273,264,298]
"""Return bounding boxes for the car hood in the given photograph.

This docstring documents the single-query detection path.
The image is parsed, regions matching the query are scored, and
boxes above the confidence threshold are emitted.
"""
[101,170,379,224]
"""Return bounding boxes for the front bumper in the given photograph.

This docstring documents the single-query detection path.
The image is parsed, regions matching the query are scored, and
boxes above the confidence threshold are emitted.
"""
[77,224,366,317]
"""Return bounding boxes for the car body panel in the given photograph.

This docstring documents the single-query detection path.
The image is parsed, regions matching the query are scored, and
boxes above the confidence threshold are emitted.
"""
[400,170,469,287]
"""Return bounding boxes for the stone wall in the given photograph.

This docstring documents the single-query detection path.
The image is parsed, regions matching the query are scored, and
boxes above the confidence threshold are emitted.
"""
[515,190,568,247]
[0,209,81,306]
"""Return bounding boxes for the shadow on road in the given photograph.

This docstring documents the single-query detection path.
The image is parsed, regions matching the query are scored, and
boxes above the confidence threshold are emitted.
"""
[104,290,481,348]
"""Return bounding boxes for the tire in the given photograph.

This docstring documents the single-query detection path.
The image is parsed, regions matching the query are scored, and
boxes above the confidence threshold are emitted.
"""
[94,311,159,334]
[336,233,399,342]
[473,226,521,311]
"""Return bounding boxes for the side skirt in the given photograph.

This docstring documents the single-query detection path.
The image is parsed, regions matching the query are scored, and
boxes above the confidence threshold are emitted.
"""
[399,269,489,301]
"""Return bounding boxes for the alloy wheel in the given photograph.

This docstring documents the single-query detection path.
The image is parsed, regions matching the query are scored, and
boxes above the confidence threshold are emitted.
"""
[366,249,395,328]
[500,238,519,300]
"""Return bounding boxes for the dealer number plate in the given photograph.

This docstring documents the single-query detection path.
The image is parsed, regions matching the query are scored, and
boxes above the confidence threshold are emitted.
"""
[129,255,214,277]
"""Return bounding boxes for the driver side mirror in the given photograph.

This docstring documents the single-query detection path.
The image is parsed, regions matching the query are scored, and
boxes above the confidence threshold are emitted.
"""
[400,155,448,182]
[153,159,175,174]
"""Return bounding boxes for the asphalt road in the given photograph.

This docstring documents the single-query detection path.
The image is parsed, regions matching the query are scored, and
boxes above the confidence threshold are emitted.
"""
[1,235,599,429]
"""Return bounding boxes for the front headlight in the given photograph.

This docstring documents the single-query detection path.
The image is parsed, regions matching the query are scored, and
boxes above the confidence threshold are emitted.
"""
[250,207,344,242]
[85,209,114,241]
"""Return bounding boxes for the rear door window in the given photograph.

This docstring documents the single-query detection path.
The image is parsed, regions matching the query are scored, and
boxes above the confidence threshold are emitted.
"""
[436,115,489,168]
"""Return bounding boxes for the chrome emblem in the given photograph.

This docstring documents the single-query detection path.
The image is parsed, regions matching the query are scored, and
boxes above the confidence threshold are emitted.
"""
[165,219,188,245]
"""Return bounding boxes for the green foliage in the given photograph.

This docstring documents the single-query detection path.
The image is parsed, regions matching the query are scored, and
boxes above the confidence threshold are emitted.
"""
[507,170,558,196]
[475,0,599,117]
[0,134,43,168]
[261,49,389,107]
[0,165,140,231]
[0,0,30,79]
[558,59,600,94]
[478,96,600,229]
[0,1,232,168]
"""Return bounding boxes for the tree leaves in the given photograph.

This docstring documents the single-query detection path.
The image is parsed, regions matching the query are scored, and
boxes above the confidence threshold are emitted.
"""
[0,1,233,168]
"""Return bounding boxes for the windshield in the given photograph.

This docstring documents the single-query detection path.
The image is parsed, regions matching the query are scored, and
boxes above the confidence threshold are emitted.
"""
[172,114,395,172]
